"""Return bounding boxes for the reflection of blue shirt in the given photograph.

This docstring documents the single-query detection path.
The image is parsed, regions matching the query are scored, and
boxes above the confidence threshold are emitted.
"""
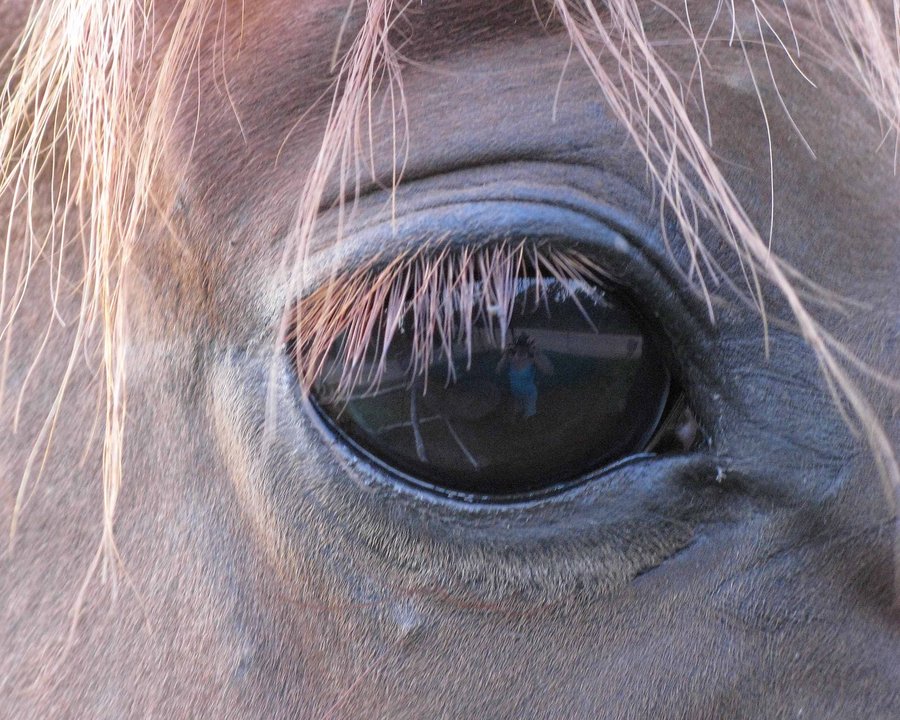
[508,364,536,395]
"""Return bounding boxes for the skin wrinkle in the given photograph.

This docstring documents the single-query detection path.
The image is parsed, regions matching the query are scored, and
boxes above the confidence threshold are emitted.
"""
[0,1,898,717]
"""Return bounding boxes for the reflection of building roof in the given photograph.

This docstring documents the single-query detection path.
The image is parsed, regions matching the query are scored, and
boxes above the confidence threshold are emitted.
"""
[441,327,643,360]
[511,328,642,359]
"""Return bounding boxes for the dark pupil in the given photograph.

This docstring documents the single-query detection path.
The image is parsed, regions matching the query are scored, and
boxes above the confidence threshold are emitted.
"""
[311,277,671,500]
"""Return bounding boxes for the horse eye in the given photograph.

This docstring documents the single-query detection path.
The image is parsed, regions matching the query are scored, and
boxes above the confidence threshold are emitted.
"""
[301,260,700,501]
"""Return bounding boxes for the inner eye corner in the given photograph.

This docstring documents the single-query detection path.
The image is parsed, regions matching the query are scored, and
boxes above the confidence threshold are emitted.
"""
[287,240,704,503]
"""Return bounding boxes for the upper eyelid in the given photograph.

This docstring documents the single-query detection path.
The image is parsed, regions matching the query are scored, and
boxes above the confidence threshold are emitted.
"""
[283,162,718,397]
[297,160,656,262]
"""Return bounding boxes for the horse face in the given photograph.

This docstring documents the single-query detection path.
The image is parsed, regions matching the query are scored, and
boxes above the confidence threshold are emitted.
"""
[2,2,898,717]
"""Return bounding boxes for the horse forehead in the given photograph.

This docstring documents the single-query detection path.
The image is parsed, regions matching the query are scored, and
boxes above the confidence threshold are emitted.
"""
[167,1,895,276]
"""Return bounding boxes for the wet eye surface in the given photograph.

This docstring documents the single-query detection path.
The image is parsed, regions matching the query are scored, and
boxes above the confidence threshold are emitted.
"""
[293,244,699,501]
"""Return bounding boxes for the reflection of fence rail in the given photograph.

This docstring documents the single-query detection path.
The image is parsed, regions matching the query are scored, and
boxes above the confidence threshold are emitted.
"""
[512,329,642,359]
[318,329,643,394]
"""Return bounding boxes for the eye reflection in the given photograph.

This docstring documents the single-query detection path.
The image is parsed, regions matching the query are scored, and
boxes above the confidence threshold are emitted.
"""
[306,266,693,500]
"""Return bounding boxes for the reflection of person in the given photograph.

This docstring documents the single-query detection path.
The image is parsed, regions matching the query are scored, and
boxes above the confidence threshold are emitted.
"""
[495,333,554,418]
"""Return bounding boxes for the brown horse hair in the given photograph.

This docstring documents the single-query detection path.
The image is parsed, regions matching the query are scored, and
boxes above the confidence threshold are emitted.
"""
[0,0,898,588]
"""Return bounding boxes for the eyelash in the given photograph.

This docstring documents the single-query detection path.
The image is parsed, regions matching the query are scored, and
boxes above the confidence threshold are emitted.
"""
[288,241,612,400]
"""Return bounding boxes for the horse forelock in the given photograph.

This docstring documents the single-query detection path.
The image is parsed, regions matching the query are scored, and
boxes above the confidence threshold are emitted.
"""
[0,0,898,585]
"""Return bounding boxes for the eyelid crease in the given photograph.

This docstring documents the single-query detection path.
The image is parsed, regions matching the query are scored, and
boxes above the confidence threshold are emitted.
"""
[287,241,613,401]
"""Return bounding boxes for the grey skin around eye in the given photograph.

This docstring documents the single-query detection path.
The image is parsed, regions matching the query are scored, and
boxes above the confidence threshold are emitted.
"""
[1,2,898,720]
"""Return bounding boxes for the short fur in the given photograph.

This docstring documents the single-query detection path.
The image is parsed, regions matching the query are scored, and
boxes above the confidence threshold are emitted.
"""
[1,0,898,586]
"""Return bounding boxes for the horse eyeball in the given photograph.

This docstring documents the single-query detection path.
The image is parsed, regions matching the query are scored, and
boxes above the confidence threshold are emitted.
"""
[297,256,699,502]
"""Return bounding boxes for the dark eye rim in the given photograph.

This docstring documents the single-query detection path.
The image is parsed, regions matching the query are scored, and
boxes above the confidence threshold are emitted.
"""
[288,237,708,505]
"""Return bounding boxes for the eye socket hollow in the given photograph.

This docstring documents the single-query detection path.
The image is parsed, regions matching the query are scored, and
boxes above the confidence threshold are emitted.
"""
[293,245,698,501]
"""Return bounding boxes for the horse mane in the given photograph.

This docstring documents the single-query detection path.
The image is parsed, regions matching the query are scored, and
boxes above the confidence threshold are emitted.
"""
[0,0,898,586]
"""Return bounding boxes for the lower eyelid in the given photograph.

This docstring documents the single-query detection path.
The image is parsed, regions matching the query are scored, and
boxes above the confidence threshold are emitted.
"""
[211,346,745,601]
